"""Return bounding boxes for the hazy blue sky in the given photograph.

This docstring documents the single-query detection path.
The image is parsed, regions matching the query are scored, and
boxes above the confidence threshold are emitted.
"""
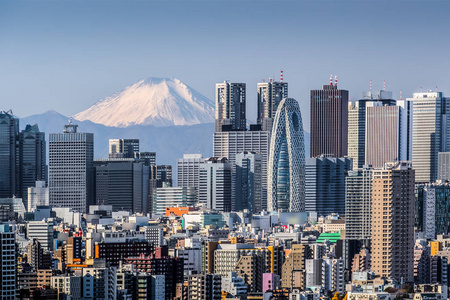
[1,0,449,129]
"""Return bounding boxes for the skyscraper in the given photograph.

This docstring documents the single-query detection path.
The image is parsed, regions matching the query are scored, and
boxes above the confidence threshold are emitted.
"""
[109,139,139,158]
[345,165,373,241]
[267,98,305,212]
[0,224,16,300]
[408,91,450,183]
[235,151,263,213]
[365,99,411,168]
[371,162,415,282]
[199,157,232,212]
[305,156,352,216]
[437,152,450,181]
[215,82,246,132]
[49,122,94,213]
[94,158,149,213]
[213,130,269,211]
[19,124,46,208]
[0,110,19,198]
[257,80,288,132]
[310,77,349,158]
[177,154,204,196]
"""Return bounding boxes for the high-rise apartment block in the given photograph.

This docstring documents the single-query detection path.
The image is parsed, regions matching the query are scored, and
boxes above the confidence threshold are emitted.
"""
[408,91,450,183]
[188,274,222,300]
[235,151,263,213]
[49,123,94,213]
[345,165,373,241]
[94,158,149,213]
[371,162,415,282]
[268,98,305,212]
[215,82,246,132]
[310,79,349,158]
[199,157,232,212]
[257,80,288,131]
[0,110,19,199]
[305,156,352,216]
[0,224,16,300]
[109,138,139,158]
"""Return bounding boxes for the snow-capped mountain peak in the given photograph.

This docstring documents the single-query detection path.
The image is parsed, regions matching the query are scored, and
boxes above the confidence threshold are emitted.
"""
[74,77,215,127]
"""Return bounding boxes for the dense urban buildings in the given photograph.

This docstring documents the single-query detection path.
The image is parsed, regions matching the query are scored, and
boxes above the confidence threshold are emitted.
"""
[310,78,349,158]
[49,122,94,213]
[408,91,450,183]
[267,98,305,212]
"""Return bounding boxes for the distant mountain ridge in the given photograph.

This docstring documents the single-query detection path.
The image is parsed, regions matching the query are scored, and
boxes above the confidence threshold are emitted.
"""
[74,77,215,127]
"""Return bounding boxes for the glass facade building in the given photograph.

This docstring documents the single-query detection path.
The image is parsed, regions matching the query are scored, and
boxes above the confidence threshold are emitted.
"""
[267,98,305,212]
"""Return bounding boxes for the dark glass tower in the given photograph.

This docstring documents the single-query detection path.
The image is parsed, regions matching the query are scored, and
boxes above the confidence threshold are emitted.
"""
[19,124,46,208]
[310,80,349,158]
[0,110,19,198]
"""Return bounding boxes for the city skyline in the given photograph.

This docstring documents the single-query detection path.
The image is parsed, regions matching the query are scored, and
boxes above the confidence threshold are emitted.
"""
[1,1,449,130]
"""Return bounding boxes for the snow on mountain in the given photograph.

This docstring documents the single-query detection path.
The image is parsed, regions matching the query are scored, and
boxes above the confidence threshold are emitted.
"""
[74,77,215,128]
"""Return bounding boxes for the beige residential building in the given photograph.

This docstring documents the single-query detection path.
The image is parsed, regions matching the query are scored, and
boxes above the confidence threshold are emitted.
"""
[371,162,415,282]
[281,244,312,290]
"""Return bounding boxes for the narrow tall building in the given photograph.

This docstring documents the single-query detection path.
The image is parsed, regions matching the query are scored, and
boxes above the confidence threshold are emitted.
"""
[408,91,450,183]
[0,110,19,198]
[268,98,305,212]
[257,80,288,132]
[177,154,204,196]
[371,162,415,283]
[235,151,263,213]
[19,124,46,208]
[215,82,246,132]
[310,77,349,158]
[199,157,232,212]
[0,224,15,300]
[49,122,94,213]
[345,165,373,241]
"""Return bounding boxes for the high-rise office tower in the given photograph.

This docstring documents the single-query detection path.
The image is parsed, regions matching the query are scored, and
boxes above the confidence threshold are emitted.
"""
[215,82,246,132]
[27,181,49,212]
[257,80,288,132]
[199,157,232,212]
[235,151,263,213]
[49,122,94,213]
[109,139,139,158]
[267,98,305,212]
[408,91,450,183]
[348,91,397,170]
[365,99,411,168]
[345,165,373,240]
[19,124,46,208]
[213,130,269,211]
[310,77,349,158]
[177,154,204,194]
[0,224,16,300]
[305,156,352,216]
[135,151,156,166]
[94,158,149,213]
[0,110,19,198]
[371,162,415,282]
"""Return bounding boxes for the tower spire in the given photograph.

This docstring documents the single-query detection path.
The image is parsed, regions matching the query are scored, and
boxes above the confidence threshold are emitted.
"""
[330,74,333,86]
[334,75,337,87]
[280,70,284,83]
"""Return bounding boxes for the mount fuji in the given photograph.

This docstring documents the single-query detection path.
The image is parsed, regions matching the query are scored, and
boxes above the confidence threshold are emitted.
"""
[74,77,215,128]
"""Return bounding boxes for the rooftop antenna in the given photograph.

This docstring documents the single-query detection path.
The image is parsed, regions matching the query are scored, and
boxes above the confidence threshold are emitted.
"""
[69,116,73,125]
[436,85,438,92]
[280,70,284,83]
[400,89,403,100]
[383,80,386,91]
[334,75,337,87]
[420,86,423,92]
[262,79,265,83]
[330,74,333,86]
[370,80,372,93]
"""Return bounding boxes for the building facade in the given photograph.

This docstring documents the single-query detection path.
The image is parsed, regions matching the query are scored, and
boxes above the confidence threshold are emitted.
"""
[49,123,94,213]
[235,151,262,213]
[153,187,196,215]
[257,80,288,132]
[215,82,246,132]
[0,110,19,199]
[108,138,139,158]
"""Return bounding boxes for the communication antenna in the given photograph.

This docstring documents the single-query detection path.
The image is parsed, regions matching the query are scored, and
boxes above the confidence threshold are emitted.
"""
[383,80,386,91]
[334,75,337,87]
[330,74,333,86]
[280,70,284,83]
[370,80,372,93]
[400,89,403,100]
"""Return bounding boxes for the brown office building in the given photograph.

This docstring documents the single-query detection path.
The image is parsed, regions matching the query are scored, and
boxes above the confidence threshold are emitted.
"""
[371,162,415,283]
[310,80,349,158]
